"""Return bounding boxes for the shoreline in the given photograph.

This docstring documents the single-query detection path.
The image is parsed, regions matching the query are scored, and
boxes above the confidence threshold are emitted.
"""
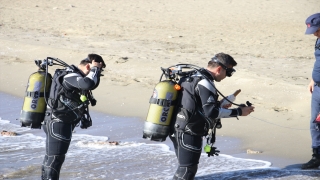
[0,91,306,169]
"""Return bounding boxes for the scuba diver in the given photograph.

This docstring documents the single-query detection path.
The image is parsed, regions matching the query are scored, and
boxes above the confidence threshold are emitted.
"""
[169,53,255,179]
[41,54,105,180]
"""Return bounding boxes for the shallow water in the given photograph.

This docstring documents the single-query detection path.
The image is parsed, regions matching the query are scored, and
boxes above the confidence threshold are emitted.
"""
[0,92,319,180]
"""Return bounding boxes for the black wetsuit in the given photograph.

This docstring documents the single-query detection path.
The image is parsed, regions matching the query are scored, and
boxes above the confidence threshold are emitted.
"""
[41,65,101,180]
[170,69,241,180]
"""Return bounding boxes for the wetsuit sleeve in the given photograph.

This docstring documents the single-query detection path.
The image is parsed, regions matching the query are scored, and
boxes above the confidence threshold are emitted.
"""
[196,79,240,119]
[62,67,101,91]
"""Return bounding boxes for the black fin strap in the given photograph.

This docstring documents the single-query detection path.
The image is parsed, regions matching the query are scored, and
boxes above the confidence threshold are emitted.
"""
[149,97,176,107]
[25,91,49,98]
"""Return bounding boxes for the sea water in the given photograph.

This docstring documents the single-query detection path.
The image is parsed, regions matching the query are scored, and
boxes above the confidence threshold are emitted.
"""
[0,92,319,180]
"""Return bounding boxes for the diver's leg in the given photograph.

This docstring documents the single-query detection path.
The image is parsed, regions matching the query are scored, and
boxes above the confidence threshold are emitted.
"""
[41,120,73,180]
[173,132,202,180]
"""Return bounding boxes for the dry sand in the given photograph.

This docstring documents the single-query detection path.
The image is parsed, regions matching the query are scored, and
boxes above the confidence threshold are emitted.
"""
[0,0,320,167]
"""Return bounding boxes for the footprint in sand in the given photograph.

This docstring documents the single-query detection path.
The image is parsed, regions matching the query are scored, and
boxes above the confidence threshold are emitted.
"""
[272,106,288,112]
[115,57,128,63]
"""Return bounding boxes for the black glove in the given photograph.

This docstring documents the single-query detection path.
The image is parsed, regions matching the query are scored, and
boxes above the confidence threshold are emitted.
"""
[90,98,97,106]
[80,112,92,129]
[88,91,97,106]
[207,146,220,157]
[80,118,92,129]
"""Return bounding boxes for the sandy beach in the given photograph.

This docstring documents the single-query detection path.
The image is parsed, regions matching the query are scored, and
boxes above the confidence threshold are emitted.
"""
[1,0,320,170]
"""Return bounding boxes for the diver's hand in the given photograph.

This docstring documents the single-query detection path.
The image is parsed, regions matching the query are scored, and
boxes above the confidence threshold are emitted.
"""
[239,106,255,116]
[222,104,232,109]
[90,60,103,69]
[308,80,314,94]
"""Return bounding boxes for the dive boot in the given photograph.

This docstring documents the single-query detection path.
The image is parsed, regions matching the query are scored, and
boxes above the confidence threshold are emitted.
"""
[301,148,320,169]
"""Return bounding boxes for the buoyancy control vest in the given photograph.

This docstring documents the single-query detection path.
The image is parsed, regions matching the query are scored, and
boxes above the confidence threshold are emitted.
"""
[47,66,87,123]
[173,69,219,136]
[143,65,220,141]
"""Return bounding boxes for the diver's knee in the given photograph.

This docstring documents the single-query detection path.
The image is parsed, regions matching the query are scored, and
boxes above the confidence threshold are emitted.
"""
[173,164,198,180]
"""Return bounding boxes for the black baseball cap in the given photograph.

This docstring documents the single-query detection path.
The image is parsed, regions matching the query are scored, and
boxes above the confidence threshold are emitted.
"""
[305,13,320,34]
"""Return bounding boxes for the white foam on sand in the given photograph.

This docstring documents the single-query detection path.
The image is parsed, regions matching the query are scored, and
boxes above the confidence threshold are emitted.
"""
[1,118,319,180]
[0,119,45,153]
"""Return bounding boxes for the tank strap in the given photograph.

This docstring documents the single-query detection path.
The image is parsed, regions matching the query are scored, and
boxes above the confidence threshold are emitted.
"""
[25,91,50,98]
[149,97,176,107]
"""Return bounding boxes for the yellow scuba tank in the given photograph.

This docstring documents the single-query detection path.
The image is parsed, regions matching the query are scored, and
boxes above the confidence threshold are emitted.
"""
[19,69,52,129]
[143,80,180,141]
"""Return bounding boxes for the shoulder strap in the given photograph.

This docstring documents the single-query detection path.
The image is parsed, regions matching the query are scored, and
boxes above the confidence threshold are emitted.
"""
[47,69,69,109]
